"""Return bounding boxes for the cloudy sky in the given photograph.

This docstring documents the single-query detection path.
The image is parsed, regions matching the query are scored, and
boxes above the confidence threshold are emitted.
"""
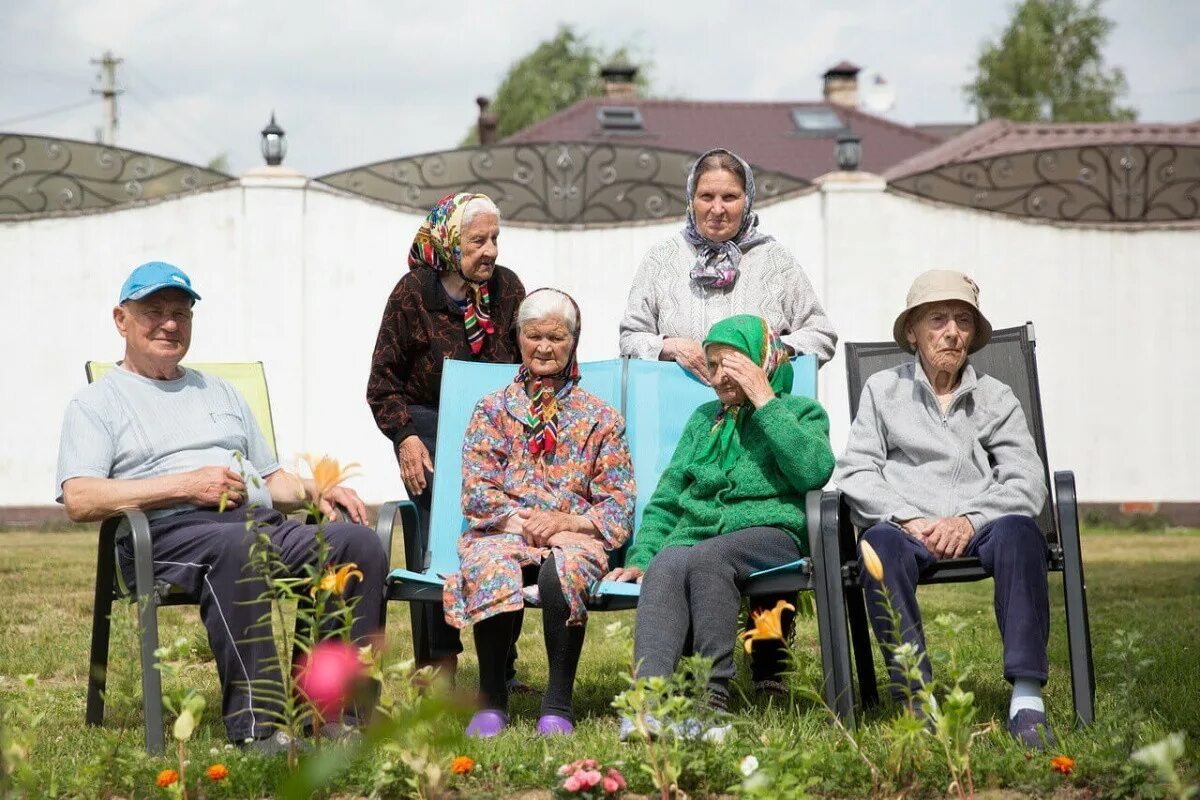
[3,0,1197,176]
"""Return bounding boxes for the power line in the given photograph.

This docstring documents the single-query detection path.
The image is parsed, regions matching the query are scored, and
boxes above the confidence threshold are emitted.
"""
[0,97,94,127]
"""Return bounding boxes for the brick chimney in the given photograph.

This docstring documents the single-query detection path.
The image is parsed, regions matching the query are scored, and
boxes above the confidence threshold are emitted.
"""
[822,61,861,108]
[476,96,498,145]
[600,61,638,100]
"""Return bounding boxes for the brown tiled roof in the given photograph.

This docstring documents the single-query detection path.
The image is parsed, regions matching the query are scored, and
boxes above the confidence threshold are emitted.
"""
[502,97,944,181]
[886,119,1200,179]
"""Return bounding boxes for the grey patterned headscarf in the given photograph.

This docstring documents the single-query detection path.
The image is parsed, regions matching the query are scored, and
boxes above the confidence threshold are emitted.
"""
[683,147,774,290]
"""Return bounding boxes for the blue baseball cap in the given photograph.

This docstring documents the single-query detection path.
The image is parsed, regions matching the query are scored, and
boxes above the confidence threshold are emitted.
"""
[118,261,202,304]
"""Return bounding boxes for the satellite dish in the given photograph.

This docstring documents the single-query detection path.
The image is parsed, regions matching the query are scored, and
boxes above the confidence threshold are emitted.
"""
[859,70,896,114]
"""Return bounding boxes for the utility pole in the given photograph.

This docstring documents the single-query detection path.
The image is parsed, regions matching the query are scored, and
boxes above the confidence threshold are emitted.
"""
[90,50,123,145]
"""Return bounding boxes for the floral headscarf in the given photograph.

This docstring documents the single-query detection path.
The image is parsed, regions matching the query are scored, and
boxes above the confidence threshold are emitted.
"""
[513,289,582,458]
[408,192,497,354]
[683,148,774,290]
[695,314,793,471]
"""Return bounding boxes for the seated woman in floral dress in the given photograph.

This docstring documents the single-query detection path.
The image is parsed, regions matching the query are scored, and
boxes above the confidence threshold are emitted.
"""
[443,289,635,738]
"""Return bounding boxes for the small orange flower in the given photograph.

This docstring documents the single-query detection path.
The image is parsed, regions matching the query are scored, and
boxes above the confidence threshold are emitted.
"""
[310,563,365,597]
[1050,755,1075,775]
[156,768,179,787]
[739,599,796,653]
[206,763,229,781]
[302,453,360,498]
[450,755,474,775]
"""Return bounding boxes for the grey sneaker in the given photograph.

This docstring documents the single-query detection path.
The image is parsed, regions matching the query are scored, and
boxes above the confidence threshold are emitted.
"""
[1007,709,1057,750]
[618,714,662,742]
[318,721,362,744]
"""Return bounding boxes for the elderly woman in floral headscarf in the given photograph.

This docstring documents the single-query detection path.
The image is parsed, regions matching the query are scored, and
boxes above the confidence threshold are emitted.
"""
[444,288,635,739]
[607,315,834,734]
[368,192,526,682]
[619,147,838,694]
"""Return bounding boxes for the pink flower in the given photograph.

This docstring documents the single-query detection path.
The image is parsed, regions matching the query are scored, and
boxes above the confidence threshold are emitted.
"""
[580,769,602,788]
[581,758,597,770]
[607,767,627,789]
[558,763,573,777]
[563,774,582,792]
[603,776,620,793]
[294,640,365,718]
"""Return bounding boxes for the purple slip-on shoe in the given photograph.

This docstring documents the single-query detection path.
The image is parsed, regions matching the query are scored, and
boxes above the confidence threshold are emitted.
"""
[535,714,575,736]
[466,709,508,738]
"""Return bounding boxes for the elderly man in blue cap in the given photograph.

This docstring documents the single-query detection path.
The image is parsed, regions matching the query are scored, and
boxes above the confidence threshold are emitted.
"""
[55,262,387,753]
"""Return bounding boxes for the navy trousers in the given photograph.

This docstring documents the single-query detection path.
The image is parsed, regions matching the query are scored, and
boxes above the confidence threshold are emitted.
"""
[125,507,387,742]
[858,514,1049,698]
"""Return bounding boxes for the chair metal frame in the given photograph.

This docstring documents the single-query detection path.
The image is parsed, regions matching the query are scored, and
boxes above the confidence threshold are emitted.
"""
[823,323,1095,728]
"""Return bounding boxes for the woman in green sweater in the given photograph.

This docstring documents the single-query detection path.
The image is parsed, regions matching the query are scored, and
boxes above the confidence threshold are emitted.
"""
[606,314,835,723]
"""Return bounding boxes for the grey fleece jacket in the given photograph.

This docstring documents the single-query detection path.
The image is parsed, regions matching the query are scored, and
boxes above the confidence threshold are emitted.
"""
[834,359,1047,532]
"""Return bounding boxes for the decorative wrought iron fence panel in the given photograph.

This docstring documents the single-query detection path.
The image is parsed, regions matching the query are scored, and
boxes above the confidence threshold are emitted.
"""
[0,134,234,218]
[317,143,812,225]
[888,144,1200,225]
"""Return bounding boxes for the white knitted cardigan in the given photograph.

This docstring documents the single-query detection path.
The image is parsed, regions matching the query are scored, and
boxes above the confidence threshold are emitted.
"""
[618,232,838,365]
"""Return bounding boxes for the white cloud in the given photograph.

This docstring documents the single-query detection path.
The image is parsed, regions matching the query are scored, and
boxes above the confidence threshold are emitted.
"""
[2,0,1196,176]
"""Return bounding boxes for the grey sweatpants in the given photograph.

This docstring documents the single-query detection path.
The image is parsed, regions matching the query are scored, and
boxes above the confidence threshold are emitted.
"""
[633,526,801,698]
[126,507,387,742]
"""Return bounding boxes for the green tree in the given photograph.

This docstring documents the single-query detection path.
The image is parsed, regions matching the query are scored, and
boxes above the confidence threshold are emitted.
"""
[462,25,651,145]
[966,0,1136,122]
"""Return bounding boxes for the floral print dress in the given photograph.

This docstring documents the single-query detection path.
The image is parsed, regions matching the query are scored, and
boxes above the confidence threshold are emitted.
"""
[443,382,635,627]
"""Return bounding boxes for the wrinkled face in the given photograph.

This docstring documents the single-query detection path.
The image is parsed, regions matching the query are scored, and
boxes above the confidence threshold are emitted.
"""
[706,343,749,407]
[906,300,976,376]
[692,169,747,242]
[113,288,194,365]
[518,316,574,378]
[459,212,499,283]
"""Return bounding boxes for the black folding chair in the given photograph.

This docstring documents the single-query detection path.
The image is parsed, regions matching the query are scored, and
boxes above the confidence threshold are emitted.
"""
[822,323,1095,728]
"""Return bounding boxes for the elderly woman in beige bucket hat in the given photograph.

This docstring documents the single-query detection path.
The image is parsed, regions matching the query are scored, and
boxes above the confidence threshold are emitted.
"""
[834,269,1056,749]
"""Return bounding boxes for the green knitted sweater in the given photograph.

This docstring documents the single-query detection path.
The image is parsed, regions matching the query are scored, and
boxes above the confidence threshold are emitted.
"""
[625,394,836,570]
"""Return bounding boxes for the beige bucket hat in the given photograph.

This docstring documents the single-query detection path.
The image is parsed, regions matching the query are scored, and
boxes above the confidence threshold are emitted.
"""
[892,269,993,354]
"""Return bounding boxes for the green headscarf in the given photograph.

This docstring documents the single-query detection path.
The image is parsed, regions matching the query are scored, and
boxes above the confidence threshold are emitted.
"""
[694,315,793,471]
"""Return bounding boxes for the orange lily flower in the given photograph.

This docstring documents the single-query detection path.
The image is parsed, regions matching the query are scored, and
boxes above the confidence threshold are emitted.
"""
[451,755,475,775]
[739,599,796,654]
[302,453,361,499]
[860,538,885,581]
[206,763,229,781]
[311,563,364,597]
[156,768,179,787]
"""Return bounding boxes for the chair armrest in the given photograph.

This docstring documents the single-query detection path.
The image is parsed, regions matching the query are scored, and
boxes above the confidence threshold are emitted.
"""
[100,509,152,598]
[377,500,421,574]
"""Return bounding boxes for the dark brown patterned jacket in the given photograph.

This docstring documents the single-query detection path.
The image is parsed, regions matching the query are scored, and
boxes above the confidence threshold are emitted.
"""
[367,265,526,446]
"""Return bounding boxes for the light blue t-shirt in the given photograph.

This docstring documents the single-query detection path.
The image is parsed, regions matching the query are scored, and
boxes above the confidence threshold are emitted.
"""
[55,366,279,519]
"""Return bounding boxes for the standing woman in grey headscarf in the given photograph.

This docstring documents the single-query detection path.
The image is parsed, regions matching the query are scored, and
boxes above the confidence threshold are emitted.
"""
[620,147,837,381]
[618,147,838,697]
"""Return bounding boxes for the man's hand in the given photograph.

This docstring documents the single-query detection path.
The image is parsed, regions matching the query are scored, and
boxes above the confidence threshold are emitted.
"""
[603,565,643,583]
[398,435,433,497]
[184,466,246,509]
[518,508,585,547]
[662,337,711,385]
[923,516,974,560]
[319,485,368,525]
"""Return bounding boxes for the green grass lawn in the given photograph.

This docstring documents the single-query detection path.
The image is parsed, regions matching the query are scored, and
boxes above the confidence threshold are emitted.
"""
[1,527,1198,798]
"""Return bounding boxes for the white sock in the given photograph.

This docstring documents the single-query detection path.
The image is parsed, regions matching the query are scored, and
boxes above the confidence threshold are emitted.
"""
[1009,678,1044,719]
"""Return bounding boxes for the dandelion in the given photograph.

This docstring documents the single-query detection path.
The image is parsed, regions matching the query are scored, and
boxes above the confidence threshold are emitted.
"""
[860,538,885,581]
[1050,755,1075,775]
[301,453,360,499]
[156,768,179,787]
[450,755,474,775]
[739,754,760,776]
[206,763,229,781]
[739,599,796,653]
[310,563,365,597]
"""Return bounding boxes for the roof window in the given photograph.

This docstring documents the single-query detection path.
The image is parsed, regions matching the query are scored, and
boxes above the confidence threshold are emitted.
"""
[791,107,845,136]
[597,106,644,132]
